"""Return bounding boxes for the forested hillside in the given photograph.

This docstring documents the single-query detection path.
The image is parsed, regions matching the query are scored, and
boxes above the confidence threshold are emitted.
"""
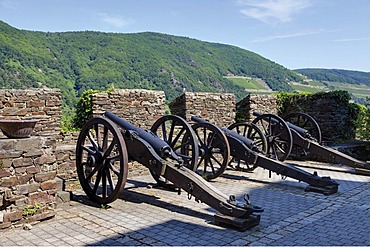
[0,21,302,107]
[295,68,370,86]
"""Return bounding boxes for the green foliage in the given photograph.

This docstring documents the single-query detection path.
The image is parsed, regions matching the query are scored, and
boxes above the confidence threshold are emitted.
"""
[100,204,111,209]
[276,92,308,115]
[277,91,369,141]
[73,89,100,129]
[61,105,78,133]
[325,90,351,104]
[352,98,370,140]
[277,90,351,115]
[22,203,41,216]
[0,20,300,109]
[73,85,115,129]
[295,68,370,86]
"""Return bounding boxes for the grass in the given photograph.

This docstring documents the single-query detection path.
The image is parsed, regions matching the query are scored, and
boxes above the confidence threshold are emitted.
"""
[327,81,370,97]
[227,77,268,90]
[291,84,326,93]
[293,80,370,100]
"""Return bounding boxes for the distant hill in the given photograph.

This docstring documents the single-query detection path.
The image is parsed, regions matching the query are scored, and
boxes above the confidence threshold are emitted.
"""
[295,68,370,86]
[0,21,302,106]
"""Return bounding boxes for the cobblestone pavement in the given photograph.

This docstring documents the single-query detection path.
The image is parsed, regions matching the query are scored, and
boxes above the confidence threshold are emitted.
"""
[1,161,369,246]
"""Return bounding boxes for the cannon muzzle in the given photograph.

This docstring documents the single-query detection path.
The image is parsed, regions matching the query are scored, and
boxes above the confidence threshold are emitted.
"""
[104,111,172,158]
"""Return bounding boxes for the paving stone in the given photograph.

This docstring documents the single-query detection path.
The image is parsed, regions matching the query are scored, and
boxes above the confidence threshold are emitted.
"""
[0,163,369,246]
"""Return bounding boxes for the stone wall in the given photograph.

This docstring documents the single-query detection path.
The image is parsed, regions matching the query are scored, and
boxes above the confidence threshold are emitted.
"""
[0,137,57,228]
[169,92,236,127]
[0,88,62,139]
[236,94,278,122]
[0,88,61,228]
[92,89,166,129]
[278,91,356,144]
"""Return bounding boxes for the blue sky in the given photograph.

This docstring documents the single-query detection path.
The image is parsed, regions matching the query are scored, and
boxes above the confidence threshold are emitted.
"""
[1,0,369,72]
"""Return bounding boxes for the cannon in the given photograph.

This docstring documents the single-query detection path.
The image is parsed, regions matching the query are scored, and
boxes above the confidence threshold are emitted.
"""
[250,112,370,176]
[75,112,263,230]
[150,115,339,195]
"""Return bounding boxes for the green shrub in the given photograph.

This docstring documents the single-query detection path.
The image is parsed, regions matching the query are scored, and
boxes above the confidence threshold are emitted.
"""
[73,89,100,129]
[72,85,115,129]
[353,97,370,140]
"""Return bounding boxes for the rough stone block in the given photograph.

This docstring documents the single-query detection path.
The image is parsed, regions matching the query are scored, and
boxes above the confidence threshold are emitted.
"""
[0,139,16,150]
[17,183,40,195]
[26,166,40,174]
[17,174,33,184]
[0,159,12,168]
[34,154,56,165]
[0,150,23,159]
[40,180,57,191]
[3,210,22,223]
[34,171,56,183]
[56,191,71,204]
[0,169,11,178]
[29,191,55,205]
[12,157,33,168]
[0,222,12,229]
[23,149,44,157]
[0,176,18,187]
[14,137,41,151]
[28,100,45,107]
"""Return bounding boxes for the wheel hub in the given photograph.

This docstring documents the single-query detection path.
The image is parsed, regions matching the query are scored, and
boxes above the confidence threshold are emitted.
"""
[87,151,104,166]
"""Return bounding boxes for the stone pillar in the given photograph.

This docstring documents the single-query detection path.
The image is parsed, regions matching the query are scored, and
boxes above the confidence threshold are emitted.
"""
[236,94,278,122]
[169,92,236,127]
[0,88,62,229]
[0,137,57,228]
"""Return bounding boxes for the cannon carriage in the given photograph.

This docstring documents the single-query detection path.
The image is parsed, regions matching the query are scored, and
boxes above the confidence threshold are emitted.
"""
[171,116,339,195]
[75,112,263,230]
[250,112,370,176]
[150,114,338,194]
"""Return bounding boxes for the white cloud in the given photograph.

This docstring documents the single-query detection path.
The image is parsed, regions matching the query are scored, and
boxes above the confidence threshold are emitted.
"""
[334,37,370,42]
[99,13,133,28]
[250,29,326,42]
[237,0,311,23]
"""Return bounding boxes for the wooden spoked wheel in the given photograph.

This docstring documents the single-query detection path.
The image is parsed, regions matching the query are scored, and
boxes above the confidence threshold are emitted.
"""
[76,117,128,205]
[284,112,322,160]
[228,122,268,154]
[252,114,293,161]
[190,122,230,180]
[227,122,268,171]
[150,115,199,186]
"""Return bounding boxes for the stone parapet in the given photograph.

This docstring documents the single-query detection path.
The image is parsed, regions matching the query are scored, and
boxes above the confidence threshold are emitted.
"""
[169,92,236,127]
[0,88,62,139]
[92,89,166,129]
[278,92,356,144]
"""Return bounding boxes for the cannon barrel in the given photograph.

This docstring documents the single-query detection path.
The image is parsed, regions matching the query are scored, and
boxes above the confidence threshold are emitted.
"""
[191,116,255,149]
[191,116,208,124]
[253,111,309,137]
[104,111,172,158]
